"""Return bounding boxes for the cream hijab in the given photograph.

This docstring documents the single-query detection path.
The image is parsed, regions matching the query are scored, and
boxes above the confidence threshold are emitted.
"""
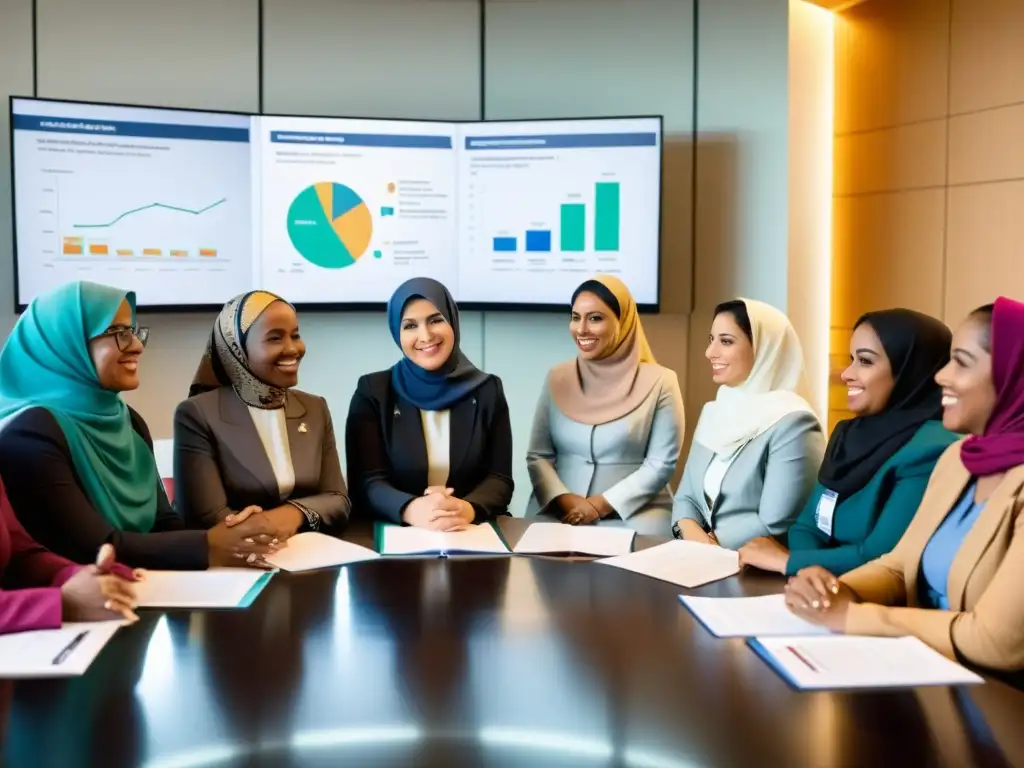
[692,298,818,456]
[548,275,662,425]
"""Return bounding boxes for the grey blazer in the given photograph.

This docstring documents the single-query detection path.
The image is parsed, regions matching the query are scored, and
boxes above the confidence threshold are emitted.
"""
[525,366,685,535]
[173,387,350,532]
[671,411,825,549]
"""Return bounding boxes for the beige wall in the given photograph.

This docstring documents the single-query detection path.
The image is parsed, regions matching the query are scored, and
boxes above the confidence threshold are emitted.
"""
[830,0,1024,430]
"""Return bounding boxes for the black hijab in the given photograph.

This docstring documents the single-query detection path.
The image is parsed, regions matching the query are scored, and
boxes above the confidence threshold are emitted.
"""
[818,308,951,499]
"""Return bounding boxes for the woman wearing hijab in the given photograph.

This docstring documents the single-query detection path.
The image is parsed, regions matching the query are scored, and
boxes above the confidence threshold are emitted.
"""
[786,298,1024,677]
[671,299,825,549]
[525,276,684,535]
[741,308,957,574]
[174,291,350,538]
[346,277,513,527]
[0,281,272,569]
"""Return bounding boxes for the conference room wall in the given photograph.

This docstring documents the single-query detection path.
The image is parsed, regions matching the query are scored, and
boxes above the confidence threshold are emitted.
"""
[829,0,1024,431]
[0,0,797,516]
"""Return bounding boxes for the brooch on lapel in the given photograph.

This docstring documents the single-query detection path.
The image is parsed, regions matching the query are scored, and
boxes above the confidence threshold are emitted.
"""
[298,423,308,433]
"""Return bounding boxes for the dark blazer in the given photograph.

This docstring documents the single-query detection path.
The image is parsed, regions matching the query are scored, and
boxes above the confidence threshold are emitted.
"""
[345,370,514,524]
[174,387,350,532]
[0,407,208,570]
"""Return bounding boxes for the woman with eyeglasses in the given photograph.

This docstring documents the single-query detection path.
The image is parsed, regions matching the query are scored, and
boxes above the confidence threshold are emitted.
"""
[0,281,276,570]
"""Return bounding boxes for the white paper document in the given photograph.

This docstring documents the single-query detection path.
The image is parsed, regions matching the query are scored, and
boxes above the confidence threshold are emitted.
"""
[751,635,984,690]
[266,532,380,572]
[512,522,634,557]
[135,568,274,608]
[379,523,510,556]
[680,594,833,638]
[0,621,122,678]
[597,539,740,588]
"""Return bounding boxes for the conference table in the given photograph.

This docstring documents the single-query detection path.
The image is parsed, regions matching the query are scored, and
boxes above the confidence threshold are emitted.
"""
[3,518,1024,768]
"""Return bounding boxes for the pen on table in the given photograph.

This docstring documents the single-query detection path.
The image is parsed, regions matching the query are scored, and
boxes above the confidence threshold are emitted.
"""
[785,645,819,673]
[52,631,89,666]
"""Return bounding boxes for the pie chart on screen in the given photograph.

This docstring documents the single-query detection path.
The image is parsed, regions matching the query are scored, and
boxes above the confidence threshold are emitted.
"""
[286,182,373,269]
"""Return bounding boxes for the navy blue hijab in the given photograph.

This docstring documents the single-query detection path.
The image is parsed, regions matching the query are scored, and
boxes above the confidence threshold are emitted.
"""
[387,278,490,410]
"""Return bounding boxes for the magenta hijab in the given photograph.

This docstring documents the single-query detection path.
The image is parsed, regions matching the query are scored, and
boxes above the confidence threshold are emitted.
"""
[960,297,1024,476]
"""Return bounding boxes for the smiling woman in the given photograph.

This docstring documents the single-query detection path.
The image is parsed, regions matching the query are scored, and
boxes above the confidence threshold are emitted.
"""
[0,281,232,570]
[345,277,514,529]
[174,291,351,544]
[740,308,958,578]
[525,276,685,536]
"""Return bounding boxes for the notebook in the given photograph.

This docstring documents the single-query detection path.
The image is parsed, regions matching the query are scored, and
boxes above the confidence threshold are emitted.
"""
[376,522,510,556]
[749,634,985,690]
[265,532,379,572]
[135,568,274,608]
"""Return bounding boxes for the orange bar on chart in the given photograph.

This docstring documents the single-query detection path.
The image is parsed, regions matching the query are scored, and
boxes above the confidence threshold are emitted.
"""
[170,250,188,257]
[88,244,109,256]
[62,236,84,255]
[116,249,133,257]
[142,248,161,256]
[199,248,217,257]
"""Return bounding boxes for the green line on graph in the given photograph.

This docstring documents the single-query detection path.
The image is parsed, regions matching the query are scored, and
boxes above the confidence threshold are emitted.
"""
[72,198,227,229]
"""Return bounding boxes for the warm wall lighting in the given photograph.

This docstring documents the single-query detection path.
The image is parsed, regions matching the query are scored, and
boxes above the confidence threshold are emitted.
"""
[788,0,835,420]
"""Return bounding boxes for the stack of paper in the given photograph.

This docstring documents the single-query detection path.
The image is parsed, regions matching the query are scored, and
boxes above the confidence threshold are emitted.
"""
[266,532,379,572]
[596,539,739,588]
[512,522,634,557]
[0,621,122,678]
[135,568,274,609]
[679,594,832,637]
[749,635,984,690]
[378,523,510,556]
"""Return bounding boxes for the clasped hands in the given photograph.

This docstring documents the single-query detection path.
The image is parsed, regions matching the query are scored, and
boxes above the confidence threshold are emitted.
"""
[403,486,475,531]
[783,565,857,632]
[207,504,305,569]
[556,493,611,525]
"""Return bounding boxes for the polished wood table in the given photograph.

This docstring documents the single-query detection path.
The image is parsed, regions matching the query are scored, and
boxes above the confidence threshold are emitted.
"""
[4,517,1024,767]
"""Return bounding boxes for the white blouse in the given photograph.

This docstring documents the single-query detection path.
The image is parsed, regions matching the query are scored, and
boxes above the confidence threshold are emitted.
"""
[420,409,451,489]
[702,450,740,509]
[248,406,295,499]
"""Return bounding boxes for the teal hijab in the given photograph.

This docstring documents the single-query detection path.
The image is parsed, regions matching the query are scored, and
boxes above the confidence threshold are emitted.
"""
[0,281,157,532]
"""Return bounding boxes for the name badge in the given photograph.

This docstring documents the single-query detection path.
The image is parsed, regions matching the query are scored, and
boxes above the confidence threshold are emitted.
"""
[815,490,838,537]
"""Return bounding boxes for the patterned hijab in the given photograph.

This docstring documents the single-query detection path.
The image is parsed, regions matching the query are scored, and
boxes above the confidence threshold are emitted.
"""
[189,291,292,409]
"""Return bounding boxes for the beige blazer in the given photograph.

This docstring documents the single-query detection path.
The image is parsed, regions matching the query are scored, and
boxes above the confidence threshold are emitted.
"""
[842,440,1024,672]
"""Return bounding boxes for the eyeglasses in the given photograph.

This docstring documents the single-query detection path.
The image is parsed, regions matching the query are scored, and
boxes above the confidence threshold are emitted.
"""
[97,325,150,352]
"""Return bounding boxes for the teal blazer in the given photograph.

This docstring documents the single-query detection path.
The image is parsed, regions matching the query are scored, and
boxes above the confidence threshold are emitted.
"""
[785,420,958,576]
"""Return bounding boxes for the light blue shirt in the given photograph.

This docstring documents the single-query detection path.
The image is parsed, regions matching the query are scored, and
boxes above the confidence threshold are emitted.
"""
[920,483,985,609]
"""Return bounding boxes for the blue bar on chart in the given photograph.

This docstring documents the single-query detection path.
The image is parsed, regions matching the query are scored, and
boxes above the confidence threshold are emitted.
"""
[493,236,517,252]
[525,230,552,252]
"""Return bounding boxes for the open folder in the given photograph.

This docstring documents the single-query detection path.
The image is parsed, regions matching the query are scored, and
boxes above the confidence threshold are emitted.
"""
[135,568,274,609]
[679,594,832,637]
[376,522,510,556]
[597,539,740,588]
[512,522,634,557]
[749,635,984,690]
[265,532,379,572]
[0,620,122,679]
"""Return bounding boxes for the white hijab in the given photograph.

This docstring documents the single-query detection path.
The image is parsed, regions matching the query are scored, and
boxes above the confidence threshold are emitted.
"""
[693,298,819,457]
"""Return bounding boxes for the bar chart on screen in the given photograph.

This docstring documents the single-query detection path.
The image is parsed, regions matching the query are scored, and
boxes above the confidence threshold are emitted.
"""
[456,118,660,306]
